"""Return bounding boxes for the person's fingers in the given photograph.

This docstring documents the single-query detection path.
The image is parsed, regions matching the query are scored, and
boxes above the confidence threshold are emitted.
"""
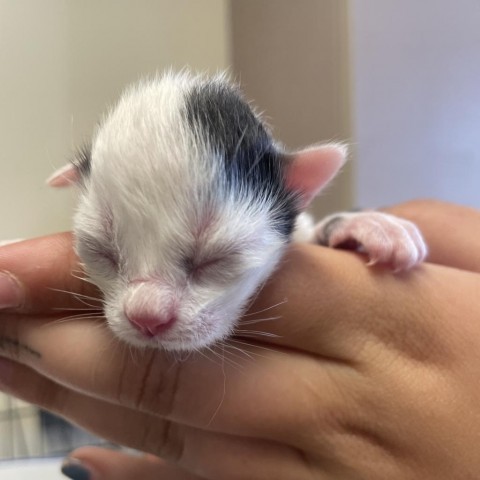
[0,231,365,358]
[0,313,350,447]
[383,199,480,272]
[0,233,424,360]
[3,218,479,363]
[241,243,480,361]
[62,447,201,480]
[0,232,100,313]
[0,360,323,480]
[1,244,480,438]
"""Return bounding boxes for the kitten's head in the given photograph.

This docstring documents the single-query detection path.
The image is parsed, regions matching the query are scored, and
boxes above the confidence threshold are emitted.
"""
[49,72,345,351]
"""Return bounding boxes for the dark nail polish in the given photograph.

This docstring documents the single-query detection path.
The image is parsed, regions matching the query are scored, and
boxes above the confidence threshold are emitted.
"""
[61,458,91,480]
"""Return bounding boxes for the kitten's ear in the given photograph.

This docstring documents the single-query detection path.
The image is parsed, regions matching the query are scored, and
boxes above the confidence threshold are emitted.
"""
[285,143,347,208]
[46,164,80,188]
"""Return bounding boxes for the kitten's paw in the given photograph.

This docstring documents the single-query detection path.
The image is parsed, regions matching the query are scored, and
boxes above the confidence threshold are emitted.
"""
[315,211,427,272]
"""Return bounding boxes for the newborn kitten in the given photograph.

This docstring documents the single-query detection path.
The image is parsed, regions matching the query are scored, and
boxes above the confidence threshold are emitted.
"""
[48,71,427,352]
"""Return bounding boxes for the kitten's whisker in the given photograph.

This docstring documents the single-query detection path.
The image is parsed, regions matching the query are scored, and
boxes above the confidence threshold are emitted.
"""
[62,311,103,318]
[243,298,287,317]
[229,338,279,356]
[176,349,193,363]
[49,287,101,302]
[44,314,105,328]
[76,299,101,309]
[237,315,281,326]
[52,306,103,312]
[199,347,224,369]
[55,313,104,321]
[203,346,232,370]
[235,329,280,338]
[70,271,97,287]
[49,286,102,309]
[221,343,255,361]
[127,344,141,366]
[205,345,228,427]
[210,344,245,371]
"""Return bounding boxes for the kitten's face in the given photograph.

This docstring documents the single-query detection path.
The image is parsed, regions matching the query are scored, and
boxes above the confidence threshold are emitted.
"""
[47,73,345,352]
[72,73,293,351]
[75,190,287,351]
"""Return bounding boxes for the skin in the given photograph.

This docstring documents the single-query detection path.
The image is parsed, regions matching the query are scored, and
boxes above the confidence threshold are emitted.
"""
[0,199,480,479]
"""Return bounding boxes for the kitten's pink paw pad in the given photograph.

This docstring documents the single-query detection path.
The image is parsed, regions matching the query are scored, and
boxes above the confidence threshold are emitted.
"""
[315,212,427,272]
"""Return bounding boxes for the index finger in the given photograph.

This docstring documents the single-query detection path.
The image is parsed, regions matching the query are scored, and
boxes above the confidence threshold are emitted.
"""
[3,232,479,367]
[0,311,335,449]
[0,233,100,313]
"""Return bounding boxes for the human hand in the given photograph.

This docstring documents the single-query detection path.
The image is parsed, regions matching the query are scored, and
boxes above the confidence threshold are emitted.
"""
[1,200,480,479]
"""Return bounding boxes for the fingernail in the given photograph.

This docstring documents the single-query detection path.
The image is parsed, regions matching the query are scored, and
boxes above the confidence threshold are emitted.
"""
[61,458,93,480]
[0,271,23,310]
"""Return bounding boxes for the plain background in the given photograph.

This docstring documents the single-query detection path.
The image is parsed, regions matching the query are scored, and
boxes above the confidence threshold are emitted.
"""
[350,0,480,207]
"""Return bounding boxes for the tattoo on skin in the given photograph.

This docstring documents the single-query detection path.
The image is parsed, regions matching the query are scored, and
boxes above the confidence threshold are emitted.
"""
[0,336,41,359]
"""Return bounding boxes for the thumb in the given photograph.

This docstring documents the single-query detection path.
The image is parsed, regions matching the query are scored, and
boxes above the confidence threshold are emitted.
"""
[61,446,201,480]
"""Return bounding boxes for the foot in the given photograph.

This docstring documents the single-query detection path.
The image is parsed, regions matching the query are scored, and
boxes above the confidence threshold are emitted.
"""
[314,211,427,272]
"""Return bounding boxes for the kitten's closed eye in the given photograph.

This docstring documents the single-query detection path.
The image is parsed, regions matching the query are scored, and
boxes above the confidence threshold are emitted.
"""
[77,234,119,274]
[182,254,240,284]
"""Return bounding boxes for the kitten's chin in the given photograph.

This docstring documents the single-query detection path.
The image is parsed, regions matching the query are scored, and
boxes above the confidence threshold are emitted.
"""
[112,328,231,352]
[106,312,235,352]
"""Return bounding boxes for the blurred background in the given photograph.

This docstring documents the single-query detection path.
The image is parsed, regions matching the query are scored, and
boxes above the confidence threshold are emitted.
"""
[0,0,479,475]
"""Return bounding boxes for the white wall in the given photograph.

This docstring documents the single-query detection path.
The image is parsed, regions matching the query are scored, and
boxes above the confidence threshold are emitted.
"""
[0,0,230,239]
[350,0,480,208]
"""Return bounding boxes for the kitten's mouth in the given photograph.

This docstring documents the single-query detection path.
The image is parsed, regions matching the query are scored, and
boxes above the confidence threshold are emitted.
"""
[130,327,219,352]
[112,310,226,351]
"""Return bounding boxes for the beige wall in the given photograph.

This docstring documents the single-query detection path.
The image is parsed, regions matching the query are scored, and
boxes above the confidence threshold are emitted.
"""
[0,1,71,239]
[67,0,231,142]
[0,0,353,241]
[231,0,353,217]
[0,0,230,239]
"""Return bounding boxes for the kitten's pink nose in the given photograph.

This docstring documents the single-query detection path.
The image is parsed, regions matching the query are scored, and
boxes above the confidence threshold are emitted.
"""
[124,280,178,338]
[127,312,176,338]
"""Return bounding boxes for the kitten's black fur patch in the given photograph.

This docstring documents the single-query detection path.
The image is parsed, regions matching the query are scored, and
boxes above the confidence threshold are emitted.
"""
[185,79,298,237]
[72,144,92,179]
